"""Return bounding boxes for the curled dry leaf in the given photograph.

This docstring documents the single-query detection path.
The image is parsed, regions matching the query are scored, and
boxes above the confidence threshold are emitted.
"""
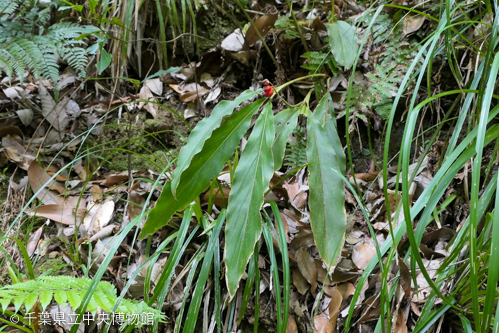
[313,312,334,333]
[292,268,309,295]
[245,14,278,46]
[296,248,318,293]
[127,190,146,221]
[394,308,408,333]
[328,286,343,328]
[351,239,376,270]
[28,161,65,205]
[83,200,115,235]
[138,85,158,118]
[143,78,163,95]
[27,227,43,257]
[28,202,86,225]
[286,315,298,333]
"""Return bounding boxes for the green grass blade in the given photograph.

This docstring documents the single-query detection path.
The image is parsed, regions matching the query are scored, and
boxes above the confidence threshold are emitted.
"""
[184,210,226,333]
[479,54,499,332]
[271,202,289,332]
[238,253,256,324]
[262,221,283,331]
[150,205,195,304]
[174,250,203,333]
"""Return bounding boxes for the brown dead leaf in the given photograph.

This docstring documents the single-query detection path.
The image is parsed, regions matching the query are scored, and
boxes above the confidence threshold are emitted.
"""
[138,85,158,118]
[28,162,65,205]
[394,308,408,333]
[296,248,317,293]
[286,315,298,333]
[290,228,315,251]
[351,239,376,270]
[336,282,355,299]
[292,268,309,295]
[245,14,278,46]
[27,227,43,257]
[313,312,334,333]
[403,14,425,36]
[127,191,146,221]
[28,203,86,225]
[100,174,129,187]
[328,287,343,328]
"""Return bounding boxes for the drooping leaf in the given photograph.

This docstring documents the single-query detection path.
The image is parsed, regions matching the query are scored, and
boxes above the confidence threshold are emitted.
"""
[306,104,346,268]
[273,107,299,171]
[172,90,260,197]
[225,103,275,297]
[325,20,358,70]
[139,99,265,238]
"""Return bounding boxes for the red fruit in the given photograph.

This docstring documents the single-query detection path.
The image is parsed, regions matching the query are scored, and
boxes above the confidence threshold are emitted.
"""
[263,85,272,92]
[263,88,274,97]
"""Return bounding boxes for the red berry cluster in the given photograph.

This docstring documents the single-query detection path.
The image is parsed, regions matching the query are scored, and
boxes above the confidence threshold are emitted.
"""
[261,79,274,97]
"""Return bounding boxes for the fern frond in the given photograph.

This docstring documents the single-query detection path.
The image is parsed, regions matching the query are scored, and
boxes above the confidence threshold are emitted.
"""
[0,276,166,328]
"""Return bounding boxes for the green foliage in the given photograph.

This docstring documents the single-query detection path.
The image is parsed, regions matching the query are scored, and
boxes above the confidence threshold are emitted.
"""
[275,15,301,40]
[284,126,308,169]
[325,20,359,70]
[140,86,347,300]
[0,0,92,96]
[347,64,402,120]
[301,51,341,76]
[0,276,166,329]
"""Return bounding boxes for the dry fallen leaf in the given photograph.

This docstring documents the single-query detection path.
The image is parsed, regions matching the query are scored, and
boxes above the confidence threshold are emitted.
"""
[351,239,376,270]
[286,314,298,333]
[292,268,309,295]
[328,287,343,328]
[28,161,65,205]
[296,248,318,293]
[313,312,334,333]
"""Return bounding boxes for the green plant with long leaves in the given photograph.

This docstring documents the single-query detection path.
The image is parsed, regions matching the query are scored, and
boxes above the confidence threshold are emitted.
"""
[139,78,347,300]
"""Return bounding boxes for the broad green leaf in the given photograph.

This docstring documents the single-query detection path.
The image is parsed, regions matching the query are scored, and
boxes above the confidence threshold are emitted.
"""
[272,108,299,171]
[93,290,113,312]
[316,94,346,167]
[96,48,112,74]
[39,290,53,310]
[23,292,38,312]
[306,106,346,267]
[13,294,25,313]
[225,103,275,297]
[172,90,260,197]
[67,289,82,309]
[54,289,67,306]
[139,99,265,238]
[325,21,358,70]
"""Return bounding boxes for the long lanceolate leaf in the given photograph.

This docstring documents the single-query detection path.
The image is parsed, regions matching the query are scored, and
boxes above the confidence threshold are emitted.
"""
[225,103,275,297]
[139,99,265,238]
[306,103,346,268]
[172,90,260,197]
